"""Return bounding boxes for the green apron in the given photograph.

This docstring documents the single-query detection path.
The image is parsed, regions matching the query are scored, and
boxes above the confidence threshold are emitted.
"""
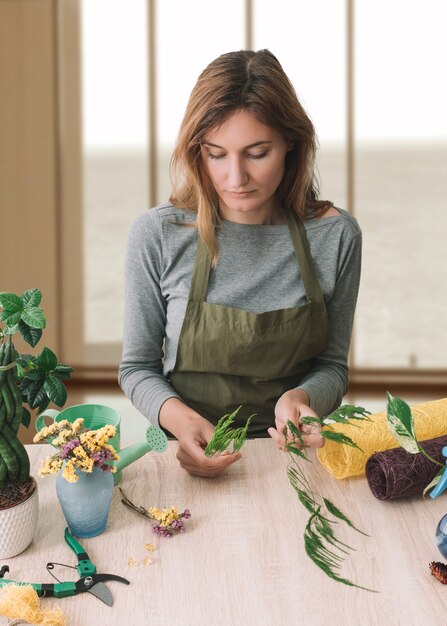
[169,210,329,437]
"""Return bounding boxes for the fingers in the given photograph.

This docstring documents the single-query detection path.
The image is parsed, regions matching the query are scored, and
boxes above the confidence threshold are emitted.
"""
[268,419,324,450]
[177,447,242,477]
[300,430,324,448]
[299,420,324,448]
[268,427,286,450]
[177,430,242,477]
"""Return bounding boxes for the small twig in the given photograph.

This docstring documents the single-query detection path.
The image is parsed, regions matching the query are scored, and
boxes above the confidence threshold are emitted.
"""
[119,487,152,519]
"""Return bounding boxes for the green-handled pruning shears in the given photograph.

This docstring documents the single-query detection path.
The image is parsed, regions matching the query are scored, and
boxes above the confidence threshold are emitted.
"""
[0,527,129,606]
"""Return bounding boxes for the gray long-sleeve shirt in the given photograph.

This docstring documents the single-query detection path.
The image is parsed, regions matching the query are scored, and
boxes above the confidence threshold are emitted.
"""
[118,203,362,427]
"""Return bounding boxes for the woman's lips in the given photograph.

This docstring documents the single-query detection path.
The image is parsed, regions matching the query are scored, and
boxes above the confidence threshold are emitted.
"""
[227,190,255,197]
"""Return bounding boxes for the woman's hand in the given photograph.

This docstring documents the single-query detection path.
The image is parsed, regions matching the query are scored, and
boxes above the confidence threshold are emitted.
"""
[268,389,324,451]
[159,398,241,477]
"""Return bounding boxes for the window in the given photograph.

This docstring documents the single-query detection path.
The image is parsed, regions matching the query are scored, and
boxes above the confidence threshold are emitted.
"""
[61,0,446,379]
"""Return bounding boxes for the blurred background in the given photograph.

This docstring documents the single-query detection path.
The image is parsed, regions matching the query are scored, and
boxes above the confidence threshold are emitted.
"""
[1,0,446,442]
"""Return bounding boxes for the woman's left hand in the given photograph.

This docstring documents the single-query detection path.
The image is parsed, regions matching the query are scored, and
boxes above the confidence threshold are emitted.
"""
[268,389,324,450]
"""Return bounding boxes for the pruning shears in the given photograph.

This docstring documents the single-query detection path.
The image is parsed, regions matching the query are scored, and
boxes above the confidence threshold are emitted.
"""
[0,527,129,606]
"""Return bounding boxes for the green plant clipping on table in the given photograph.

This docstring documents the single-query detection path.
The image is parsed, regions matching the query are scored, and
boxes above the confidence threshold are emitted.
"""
[286,405,377,592]
[205,406,255,457]
[0,289,72,492]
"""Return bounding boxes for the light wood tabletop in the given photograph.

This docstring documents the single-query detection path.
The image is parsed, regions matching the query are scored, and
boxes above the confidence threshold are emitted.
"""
[1,440,447,626]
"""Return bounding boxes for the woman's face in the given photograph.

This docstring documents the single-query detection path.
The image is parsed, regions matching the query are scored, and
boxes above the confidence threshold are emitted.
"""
[201,109,290,224]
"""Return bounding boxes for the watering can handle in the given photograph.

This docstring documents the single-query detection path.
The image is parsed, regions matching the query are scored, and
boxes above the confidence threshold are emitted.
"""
[35,409,60,433]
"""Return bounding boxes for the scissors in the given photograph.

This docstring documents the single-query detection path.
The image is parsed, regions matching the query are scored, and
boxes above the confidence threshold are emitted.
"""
[0,527,129,606]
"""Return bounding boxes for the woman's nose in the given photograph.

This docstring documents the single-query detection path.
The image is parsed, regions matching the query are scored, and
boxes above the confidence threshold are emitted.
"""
[227,157,248,188]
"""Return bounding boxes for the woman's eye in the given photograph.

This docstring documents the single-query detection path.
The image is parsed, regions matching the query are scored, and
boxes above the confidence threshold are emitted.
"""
[247,152,268,160]
[208,153,226,160]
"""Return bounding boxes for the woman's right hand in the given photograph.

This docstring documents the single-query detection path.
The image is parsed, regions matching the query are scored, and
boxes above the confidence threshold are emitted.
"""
[159,398,241,478]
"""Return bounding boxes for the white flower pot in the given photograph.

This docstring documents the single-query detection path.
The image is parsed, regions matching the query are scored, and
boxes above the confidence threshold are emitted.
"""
[0,480,39,559]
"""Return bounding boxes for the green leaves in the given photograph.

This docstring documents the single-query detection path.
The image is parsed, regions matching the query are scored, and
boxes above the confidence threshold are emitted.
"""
[287,451,375,592]
[21,289,42,307]
[36,347,58,372]
[322,498,369,536]
[321,430,363,452]
[286,421,311,462]
[303,514,375,592]
[324,404,372,426]
[0,293,22,313]
[205,406,255,456]
[21,306,46,330]
[0,288,73,488]
[43,374,67,407]
[17,321,42,348]
[287,466,317,513]
[0,290,72,411]
[384,392,444,494]
[284,404,375,592]
[0,289,46,346]
[386,392,419,454]
[19,348,72,412]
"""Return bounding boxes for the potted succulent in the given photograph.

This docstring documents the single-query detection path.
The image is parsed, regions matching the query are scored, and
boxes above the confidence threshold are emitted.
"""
[0,289,72,558]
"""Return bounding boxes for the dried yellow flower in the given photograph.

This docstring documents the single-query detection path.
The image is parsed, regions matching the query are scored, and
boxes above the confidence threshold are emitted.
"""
[35,417,118,483]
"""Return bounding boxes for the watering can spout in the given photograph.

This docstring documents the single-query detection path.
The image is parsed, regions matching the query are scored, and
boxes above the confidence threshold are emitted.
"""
[114,426,168,481]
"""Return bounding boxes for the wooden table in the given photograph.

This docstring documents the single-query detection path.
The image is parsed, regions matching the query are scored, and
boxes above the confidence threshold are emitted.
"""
[1,441,447,626]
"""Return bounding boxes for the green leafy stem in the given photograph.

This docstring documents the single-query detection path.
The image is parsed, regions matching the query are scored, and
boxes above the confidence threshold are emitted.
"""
[286,405,377,592]
[204,406,255,457]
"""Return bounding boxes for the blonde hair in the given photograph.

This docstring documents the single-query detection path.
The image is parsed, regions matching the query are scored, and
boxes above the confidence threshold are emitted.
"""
[169,49,333,264]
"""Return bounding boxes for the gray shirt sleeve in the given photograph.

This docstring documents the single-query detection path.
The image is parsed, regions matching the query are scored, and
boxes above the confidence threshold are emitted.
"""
[118,211,181,425]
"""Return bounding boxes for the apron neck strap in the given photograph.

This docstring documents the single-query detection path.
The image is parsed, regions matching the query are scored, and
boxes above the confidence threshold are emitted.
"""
[189,235,212,302]
[189,210,324,303]
[285,209,324,302]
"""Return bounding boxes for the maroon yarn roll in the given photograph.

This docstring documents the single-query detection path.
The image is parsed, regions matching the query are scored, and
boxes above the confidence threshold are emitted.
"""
[365,436,447,500]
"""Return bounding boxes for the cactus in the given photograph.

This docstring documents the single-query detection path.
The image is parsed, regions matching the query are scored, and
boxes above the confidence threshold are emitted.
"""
[0,289,72,497]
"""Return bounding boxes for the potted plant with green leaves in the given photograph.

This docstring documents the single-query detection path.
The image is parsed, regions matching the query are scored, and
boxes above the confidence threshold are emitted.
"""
[0,289,72,558]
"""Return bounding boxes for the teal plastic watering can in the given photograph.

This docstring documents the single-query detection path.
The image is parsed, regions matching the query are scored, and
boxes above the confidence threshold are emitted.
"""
[35,403,168,485]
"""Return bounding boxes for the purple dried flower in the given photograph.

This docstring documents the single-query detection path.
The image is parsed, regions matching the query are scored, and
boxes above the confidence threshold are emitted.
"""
[92,449,114,471]
[60,439,80,459]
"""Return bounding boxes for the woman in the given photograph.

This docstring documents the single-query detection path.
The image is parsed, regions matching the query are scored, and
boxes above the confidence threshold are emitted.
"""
[118,49,362,477]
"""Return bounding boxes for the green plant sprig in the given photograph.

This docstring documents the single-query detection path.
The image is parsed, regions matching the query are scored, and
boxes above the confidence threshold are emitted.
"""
[299,405,372,452]
[204,406,255,457]
[385,392,446,496]
[286,405,376,592]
